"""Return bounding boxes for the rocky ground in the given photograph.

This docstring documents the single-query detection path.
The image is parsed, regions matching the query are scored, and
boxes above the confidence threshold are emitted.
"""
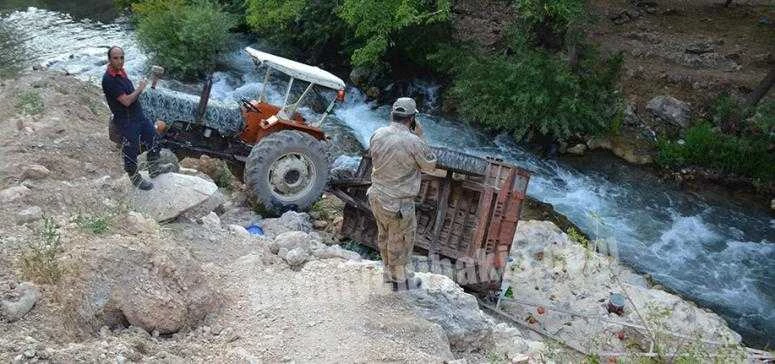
[0,72,760,363]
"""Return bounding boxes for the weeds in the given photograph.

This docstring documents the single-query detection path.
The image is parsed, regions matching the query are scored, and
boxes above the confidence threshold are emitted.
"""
[15,90,44,115]
[74,214,111,234]
[21,215,64,284]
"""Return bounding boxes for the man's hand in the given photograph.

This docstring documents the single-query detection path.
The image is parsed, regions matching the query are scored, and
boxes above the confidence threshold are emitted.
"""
[412,120,424,138]
[137,78,148,91]
[117,78,148,108]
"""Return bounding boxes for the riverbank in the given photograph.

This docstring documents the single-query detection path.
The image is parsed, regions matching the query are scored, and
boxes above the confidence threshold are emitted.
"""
[2,70,769,361]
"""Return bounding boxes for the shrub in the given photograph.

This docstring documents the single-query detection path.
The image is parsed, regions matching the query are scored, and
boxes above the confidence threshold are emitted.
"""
[75,214,111,234]
[441,41,622,141]
[657,122,775,181]
[21,216,64,284]
[133,0,236,80]
[15,90,44,115]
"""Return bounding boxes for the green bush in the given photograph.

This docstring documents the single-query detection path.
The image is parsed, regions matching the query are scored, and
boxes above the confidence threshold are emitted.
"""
[21,216,64,284]
[133,0,236,80]
[75,214,111,234]
[441,41,622,141]
[657,122,774,181]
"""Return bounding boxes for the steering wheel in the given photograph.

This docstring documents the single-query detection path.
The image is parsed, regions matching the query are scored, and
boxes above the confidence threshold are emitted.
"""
[240,97,261,113]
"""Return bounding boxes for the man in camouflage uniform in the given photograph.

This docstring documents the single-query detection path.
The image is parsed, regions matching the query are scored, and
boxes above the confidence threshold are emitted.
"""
[368,97,437,291]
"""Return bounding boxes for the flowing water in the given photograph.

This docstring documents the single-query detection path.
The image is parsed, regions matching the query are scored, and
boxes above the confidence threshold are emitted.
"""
[1,5,773,348]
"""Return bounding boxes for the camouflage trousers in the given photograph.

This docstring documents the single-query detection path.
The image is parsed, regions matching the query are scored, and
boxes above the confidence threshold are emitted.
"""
[368,192,416,283]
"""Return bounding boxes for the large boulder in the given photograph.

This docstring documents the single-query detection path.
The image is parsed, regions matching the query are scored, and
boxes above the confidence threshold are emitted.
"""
[61,239,219,335]
[403,273,494,353]
[504,220,742,353]
[646,95,692,128]
[128,173,223,222]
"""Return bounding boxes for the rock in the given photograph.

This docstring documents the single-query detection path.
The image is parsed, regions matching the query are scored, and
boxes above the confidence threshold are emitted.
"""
[228,224,251,240]
[282,247,310,267]
[125,211,159,235]
[220,206,260,226]
[20,164,51,180]
[366,86,381,100]
[312,220,329,229]
[566,144,587,155]
[65,242,218,335]
[118,286,188,334]
[128,173,222,222]
[349,67,373,87]
[270,231,320,254]
[0,185,30,203]
[646,96,691,128]
[312,245,361,261]
[260,211,312,238]
[0,282,40,322]
[685,41,715,55]
[624,102,640,126]
[403,273,493,352]
[200,212,221,231]
[506,220,742,352]
[16,206,43,224]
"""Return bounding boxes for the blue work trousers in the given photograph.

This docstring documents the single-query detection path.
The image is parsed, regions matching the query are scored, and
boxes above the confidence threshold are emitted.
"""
[116,115,159,174]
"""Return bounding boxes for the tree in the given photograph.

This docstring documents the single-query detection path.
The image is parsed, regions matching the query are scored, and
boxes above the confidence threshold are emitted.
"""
[133,0,236,80]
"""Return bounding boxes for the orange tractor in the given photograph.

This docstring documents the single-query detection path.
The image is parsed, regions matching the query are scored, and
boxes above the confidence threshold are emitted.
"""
[143,47,346,214]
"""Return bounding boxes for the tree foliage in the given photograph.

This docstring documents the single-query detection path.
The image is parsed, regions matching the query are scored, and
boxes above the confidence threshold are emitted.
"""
[440,33,622,141]
[132,0,236,79]
[244,0,451,67]
[337,0,451,66]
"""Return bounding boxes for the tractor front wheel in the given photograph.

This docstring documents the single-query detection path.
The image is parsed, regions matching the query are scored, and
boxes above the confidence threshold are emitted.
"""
[245,130,330,215]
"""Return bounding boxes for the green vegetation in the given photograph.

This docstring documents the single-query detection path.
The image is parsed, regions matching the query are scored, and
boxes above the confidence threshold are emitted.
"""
[244,0,451,68]
[657,122,774,181]
[15,90,44,115]
[657,97,775,183]
[131,0,236,79]
[441,43,621,141]
[75,214,111,234]
[21,216,64,284]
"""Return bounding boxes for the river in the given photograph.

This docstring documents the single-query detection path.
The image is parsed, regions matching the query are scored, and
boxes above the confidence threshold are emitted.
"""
[1,4,772,348]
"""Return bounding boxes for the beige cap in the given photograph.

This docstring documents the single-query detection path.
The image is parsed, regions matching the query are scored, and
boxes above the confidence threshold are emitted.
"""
[391,97,418,116]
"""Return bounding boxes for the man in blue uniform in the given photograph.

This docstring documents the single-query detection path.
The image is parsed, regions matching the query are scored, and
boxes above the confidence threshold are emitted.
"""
[102,46,166,190]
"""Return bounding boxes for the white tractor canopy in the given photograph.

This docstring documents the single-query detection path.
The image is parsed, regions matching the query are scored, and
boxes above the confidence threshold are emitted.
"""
[245,47,345,91]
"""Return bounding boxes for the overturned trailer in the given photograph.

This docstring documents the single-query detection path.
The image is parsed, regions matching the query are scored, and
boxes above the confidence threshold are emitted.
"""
[330,148,531,295]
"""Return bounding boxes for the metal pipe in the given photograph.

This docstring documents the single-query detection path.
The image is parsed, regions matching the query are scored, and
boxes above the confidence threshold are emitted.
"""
[259,67,272,103]
[280,77,295,117]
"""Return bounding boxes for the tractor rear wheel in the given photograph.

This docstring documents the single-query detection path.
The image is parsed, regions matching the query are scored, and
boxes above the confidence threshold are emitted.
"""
[245,130,330,215]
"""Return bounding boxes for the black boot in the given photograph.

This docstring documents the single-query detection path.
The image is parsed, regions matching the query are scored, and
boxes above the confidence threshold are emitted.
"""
[129,173,153,190]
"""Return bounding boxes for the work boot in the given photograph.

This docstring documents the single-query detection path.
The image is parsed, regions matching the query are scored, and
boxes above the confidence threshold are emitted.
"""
[149,161,175,178]
[392,277,422,292]
[129,173,153,190]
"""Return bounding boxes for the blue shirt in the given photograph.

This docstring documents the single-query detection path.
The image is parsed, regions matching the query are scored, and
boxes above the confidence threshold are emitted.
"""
[102,69,144,121]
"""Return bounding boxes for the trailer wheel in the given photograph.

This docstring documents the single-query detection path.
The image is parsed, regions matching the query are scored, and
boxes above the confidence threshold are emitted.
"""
[245,130,330,215]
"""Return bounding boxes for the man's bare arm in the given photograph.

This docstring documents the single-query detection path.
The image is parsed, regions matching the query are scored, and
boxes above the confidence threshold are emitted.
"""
[116,79,147,107]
